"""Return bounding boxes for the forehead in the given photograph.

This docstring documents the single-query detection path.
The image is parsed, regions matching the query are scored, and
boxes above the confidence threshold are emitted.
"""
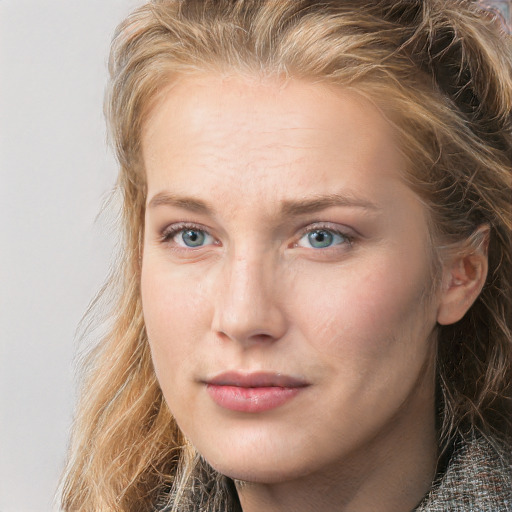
[141,74,413,215]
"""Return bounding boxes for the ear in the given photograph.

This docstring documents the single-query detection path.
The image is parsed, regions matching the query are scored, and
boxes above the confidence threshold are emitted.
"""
[436,226,489,326]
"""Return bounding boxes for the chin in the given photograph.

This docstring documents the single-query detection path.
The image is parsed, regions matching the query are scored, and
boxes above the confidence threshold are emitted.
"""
[200,446,316,485]
[213,462,304,484]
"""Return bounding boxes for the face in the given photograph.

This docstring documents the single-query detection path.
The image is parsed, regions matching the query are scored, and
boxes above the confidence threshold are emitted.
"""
[141,75,439,484]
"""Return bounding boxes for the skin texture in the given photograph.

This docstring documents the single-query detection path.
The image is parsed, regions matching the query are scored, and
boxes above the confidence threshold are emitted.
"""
[140,75,486,512]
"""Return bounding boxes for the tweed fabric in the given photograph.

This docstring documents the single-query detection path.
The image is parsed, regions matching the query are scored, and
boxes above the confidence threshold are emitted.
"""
[415,434,512,511]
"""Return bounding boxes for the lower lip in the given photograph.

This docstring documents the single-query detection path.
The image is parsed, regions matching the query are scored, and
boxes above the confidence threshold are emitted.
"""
[206,384,303,412]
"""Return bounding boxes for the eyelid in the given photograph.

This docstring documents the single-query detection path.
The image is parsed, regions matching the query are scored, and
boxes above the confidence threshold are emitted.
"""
[293,222,356,247]
[158,221,357,250]
[160,222,218,247]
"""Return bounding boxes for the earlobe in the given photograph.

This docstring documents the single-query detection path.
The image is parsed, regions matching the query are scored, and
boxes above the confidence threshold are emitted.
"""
[436,227,489,326]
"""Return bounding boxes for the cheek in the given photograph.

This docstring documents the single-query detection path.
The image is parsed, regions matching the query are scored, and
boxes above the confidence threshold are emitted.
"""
[140,261,213,378]
[292,252,434,360]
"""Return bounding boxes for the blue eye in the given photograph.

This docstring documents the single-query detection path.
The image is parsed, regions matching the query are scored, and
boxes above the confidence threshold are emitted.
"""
[162,224,216,248]
[298,229,349,249]
[181,229,208,247]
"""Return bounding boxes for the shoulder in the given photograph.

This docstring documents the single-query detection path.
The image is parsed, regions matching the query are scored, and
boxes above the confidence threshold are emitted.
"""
[416,433,512,511]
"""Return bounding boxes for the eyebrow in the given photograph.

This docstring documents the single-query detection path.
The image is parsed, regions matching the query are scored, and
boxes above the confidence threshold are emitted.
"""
[147,191,380,216]
[148,193,213,214]
[280,193,380,216]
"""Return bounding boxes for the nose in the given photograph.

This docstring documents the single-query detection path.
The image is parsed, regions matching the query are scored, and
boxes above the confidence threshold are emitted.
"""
[211,250,288,346]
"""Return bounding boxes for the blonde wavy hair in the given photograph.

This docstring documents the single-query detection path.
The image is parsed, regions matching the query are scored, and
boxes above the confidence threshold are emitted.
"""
[61,0,512,510]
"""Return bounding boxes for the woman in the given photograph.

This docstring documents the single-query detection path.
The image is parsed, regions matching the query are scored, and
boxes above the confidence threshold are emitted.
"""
[61,0,512,510]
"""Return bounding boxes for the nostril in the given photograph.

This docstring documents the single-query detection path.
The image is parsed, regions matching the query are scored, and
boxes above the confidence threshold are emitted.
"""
[216,329,278,345]
[250,332,277,343]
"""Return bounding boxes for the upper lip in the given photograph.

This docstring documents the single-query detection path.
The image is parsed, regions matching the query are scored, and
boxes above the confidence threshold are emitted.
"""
[205,371,309,388]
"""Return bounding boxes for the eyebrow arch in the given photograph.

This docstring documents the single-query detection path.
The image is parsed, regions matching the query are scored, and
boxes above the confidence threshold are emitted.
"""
[280,193,381,216]
[147,191,381,216]
[147,193,215,214]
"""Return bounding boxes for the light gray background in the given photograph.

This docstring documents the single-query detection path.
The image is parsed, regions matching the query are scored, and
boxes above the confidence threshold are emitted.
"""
[1,1,143,510]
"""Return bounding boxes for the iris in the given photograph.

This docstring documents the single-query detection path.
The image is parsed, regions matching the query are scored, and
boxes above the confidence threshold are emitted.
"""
[307,230,342,249]
[182,229,206,247]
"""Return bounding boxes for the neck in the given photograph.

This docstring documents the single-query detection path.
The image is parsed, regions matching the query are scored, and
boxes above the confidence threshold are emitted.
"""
[235,371,438,512]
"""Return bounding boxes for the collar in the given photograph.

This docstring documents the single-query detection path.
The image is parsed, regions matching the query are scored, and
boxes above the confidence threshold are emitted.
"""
[415,433,512,511]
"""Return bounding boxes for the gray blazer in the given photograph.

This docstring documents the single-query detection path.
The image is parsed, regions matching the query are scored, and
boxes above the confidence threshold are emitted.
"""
[416,434,512,511]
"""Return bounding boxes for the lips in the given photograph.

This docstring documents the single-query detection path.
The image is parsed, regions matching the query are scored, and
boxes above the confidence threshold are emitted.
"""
[206,371,308,388]
[204,371,309,412]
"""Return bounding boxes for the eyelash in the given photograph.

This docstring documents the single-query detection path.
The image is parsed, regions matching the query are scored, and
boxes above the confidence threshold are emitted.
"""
[295,223,354,249]
[160,222,217,250]
[160,222,355,251]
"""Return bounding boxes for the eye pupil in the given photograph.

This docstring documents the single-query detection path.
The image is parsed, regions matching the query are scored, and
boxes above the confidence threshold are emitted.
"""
[308,230,334,248]
[182,230,205,247]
